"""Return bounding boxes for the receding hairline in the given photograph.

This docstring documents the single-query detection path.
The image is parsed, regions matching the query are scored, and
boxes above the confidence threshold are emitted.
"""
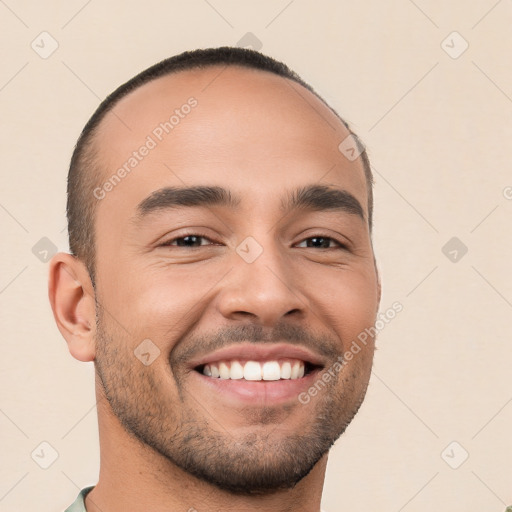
[87,62,360,190]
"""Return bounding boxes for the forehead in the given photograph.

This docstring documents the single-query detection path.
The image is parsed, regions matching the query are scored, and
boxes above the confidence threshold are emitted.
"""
[92,66,368,224]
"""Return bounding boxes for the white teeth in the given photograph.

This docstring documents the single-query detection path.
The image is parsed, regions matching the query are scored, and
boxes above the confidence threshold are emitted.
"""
[262,361,281,381]
[219,362,230,379]
[290,361,300,379]
[281,361,291,379]
[230,360,244,380]
[202,359,307,381]
[244,361,262,381]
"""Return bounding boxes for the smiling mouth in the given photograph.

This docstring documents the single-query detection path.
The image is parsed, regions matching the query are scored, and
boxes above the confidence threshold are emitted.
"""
[195,358,321,382]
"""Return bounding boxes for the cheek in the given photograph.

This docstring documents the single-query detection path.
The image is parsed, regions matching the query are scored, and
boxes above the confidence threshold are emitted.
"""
[99,264,219,352]
[303,264,379,344]
[98,249,378,355]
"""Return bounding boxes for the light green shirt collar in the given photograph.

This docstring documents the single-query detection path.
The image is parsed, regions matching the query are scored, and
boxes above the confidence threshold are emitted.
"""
[65,486,94,512]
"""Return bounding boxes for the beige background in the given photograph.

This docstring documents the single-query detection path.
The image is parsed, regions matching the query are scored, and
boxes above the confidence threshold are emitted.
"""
[1,1,511,511]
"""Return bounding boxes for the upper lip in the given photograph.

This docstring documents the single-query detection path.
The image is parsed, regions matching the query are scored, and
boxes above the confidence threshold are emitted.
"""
[189,342,327,369]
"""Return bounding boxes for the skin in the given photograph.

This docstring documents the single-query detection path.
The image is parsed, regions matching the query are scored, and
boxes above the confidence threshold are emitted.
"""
[49,65,381,512]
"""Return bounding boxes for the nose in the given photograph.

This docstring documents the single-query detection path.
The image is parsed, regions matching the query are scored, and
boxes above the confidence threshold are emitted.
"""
[215,239,306,327]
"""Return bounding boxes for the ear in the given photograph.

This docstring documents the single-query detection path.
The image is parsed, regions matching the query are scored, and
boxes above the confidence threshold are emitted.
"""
[48,253,96,362]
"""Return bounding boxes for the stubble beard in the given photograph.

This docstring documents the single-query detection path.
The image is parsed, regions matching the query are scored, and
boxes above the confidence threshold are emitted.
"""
[94,306,372,495]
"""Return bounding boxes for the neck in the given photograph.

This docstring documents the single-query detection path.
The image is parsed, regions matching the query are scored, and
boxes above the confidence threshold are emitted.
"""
[85,384,327,512]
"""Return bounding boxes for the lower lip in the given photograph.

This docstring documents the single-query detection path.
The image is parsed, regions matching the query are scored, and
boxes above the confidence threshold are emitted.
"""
[191,369,322,405]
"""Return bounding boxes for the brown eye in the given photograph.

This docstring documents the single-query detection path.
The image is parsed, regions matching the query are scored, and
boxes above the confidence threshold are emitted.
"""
[296,236,345,249]
[161,234,215,248]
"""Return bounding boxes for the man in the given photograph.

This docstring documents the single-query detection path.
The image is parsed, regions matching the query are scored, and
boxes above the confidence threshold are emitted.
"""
[49,47,381,512]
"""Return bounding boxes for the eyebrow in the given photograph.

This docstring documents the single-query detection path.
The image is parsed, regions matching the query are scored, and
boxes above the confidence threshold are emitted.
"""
[135,184,365,222]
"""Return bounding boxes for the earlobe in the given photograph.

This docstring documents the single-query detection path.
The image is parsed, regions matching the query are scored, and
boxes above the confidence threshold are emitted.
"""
[48,253,96,362]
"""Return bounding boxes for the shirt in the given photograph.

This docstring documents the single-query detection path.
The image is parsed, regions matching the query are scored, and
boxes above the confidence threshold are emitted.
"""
[65,486,512,511]
[65,486,94,512]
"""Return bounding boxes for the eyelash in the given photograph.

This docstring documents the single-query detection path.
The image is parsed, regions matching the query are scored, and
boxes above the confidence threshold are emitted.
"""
[159,232,348,250]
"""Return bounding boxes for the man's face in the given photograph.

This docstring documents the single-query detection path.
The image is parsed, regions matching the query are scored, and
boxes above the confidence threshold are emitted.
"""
[91,66,380,493]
